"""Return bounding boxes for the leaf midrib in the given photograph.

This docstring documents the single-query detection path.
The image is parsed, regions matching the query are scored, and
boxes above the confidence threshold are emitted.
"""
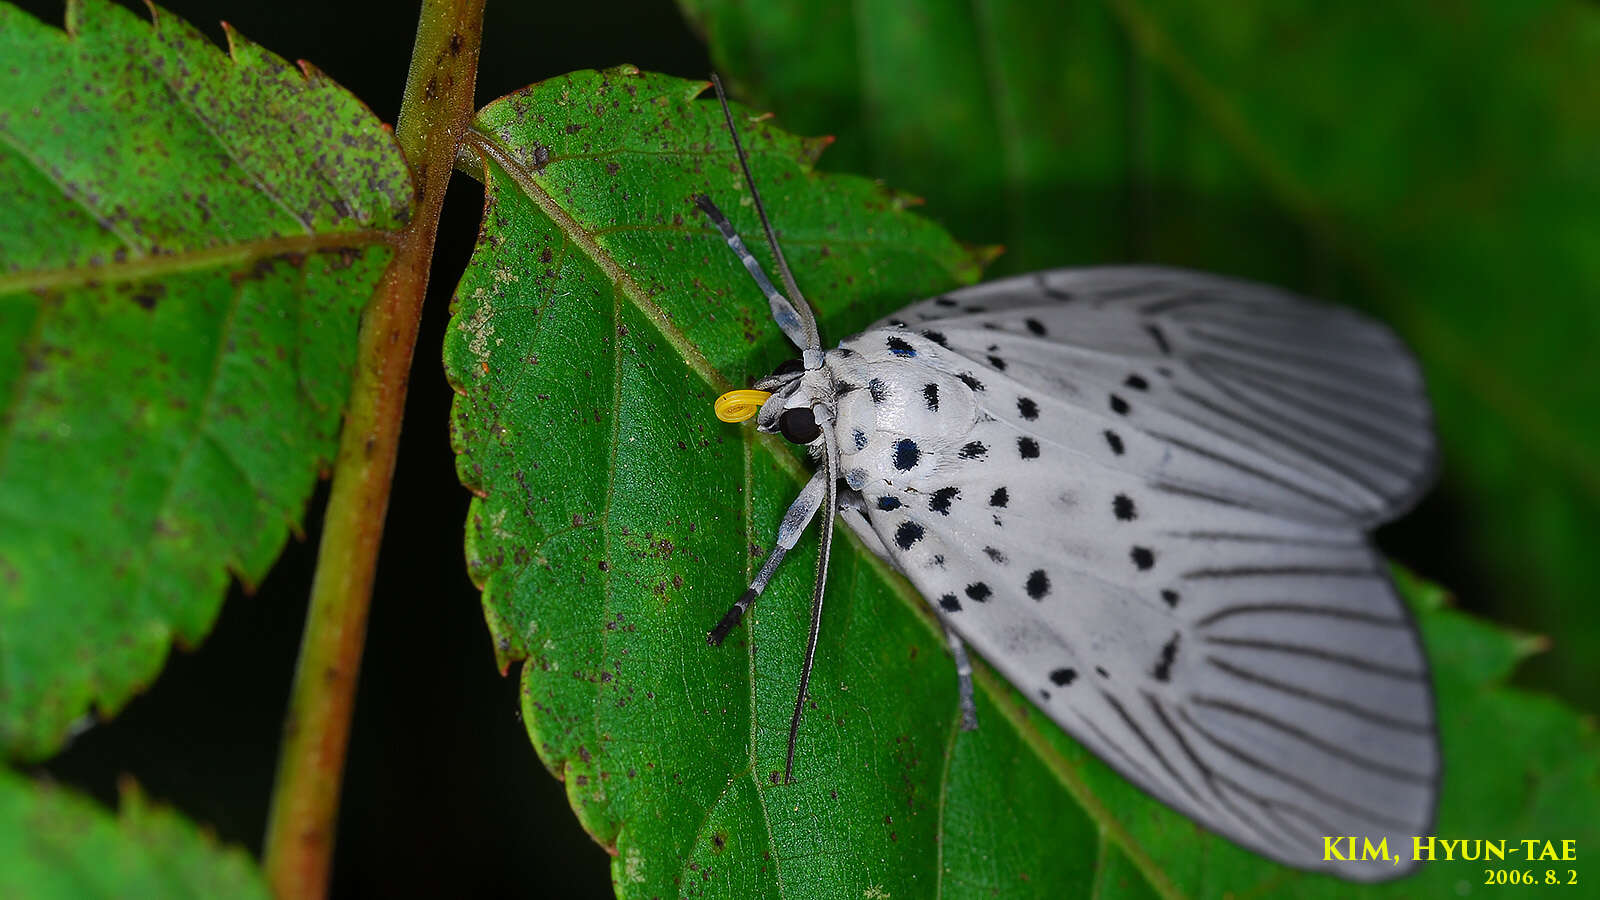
[0,230,398,295]
[468,122,1190,899]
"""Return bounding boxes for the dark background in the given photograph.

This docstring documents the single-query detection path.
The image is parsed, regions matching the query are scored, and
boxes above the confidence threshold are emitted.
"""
[13,0,1546,897]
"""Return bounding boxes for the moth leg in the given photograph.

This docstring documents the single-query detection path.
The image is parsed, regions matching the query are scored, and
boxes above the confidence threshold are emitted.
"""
[693,194,813,350]
[835,487,894,561]
[944,626,980,732]
[708,467,828,645]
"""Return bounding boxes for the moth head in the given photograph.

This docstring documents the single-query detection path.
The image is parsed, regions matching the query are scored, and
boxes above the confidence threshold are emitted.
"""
[715,358,827,446]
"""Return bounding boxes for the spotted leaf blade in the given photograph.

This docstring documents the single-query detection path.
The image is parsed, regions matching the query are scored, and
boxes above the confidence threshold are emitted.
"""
[0,768,270,898]
[0,0,411,760]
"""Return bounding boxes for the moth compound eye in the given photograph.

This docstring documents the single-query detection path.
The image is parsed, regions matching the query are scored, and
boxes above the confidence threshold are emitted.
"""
[772,358,805,378]
[778,407,821,444]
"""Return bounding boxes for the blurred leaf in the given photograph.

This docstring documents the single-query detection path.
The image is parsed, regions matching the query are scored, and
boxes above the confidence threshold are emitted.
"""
[677,0,1600,708]
[0,768,269,899]
[0,0,411,759]
[447,67,1600,898]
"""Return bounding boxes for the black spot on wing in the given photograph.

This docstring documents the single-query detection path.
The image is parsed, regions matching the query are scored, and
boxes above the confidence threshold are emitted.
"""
[922,383,939,411]
[987,354,1007,371]
[1109,394,1130,415]
[921,330,949,347]
[940,593,961,612]
[1018,437,1040,459]
[868,379,888,404]
[983,546,1007,564]
[876,496,902,511]
[1152,633,1180,682]
[964,582,992,602]
[929,486,960,515]
[1017,397,1038,420]
[1113,494,1136,521]
[895,520,925,550]
[1161,589,1180,608]
[893,439,921,471]
[959,441,988,460]
[989,487,1009,508]
[887,336,916,357]
[1125,374,1149,391]
[1025,318,1047,336]
[1145,324,1171,355]
[1131,546,1155,570]
[958,372,985,392]
[1104,430,1125,455]
[852,428,868,450]
[1050,668,1077,686]
[1026,569,1050,599]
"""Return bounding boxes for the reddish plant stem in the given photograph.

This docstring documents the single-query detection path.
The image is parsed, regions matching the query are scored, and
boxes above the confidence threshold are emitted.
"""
[262,2,484,897]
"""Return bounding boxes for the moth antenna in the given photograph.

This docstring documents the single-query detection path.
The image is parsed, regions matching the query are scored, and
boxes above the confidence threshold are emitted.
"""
[708,73,821,350]
[784,411,840,782]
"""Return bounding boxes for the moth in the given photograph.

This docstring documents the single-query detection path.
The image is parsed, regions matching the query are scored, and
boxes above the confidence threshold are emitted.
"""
[696,76,1437,882]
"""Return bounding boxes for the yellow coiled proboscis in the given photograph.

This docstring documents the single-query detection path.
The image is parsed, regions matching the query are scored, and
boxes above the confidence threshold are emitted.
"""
[713,389,772,423]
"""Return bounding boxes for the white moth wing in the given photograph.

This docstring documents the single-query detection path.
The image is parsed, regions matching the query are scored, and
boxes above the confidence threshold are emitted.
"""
[823,284,1438,880]
[871,265,1435,527]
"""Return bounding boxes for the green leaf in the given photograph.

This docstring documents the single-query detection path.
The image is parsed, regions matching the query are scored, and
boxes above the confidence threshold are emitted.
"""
[677,0,1600,706]
[447,67,1600,897]
[0,767,269,898]
[0,0,412,760]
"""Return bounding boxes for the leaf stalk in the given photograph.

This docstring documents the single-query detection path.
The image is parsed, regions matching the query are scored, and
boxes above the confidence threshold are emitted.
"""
[261,2,485,896]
